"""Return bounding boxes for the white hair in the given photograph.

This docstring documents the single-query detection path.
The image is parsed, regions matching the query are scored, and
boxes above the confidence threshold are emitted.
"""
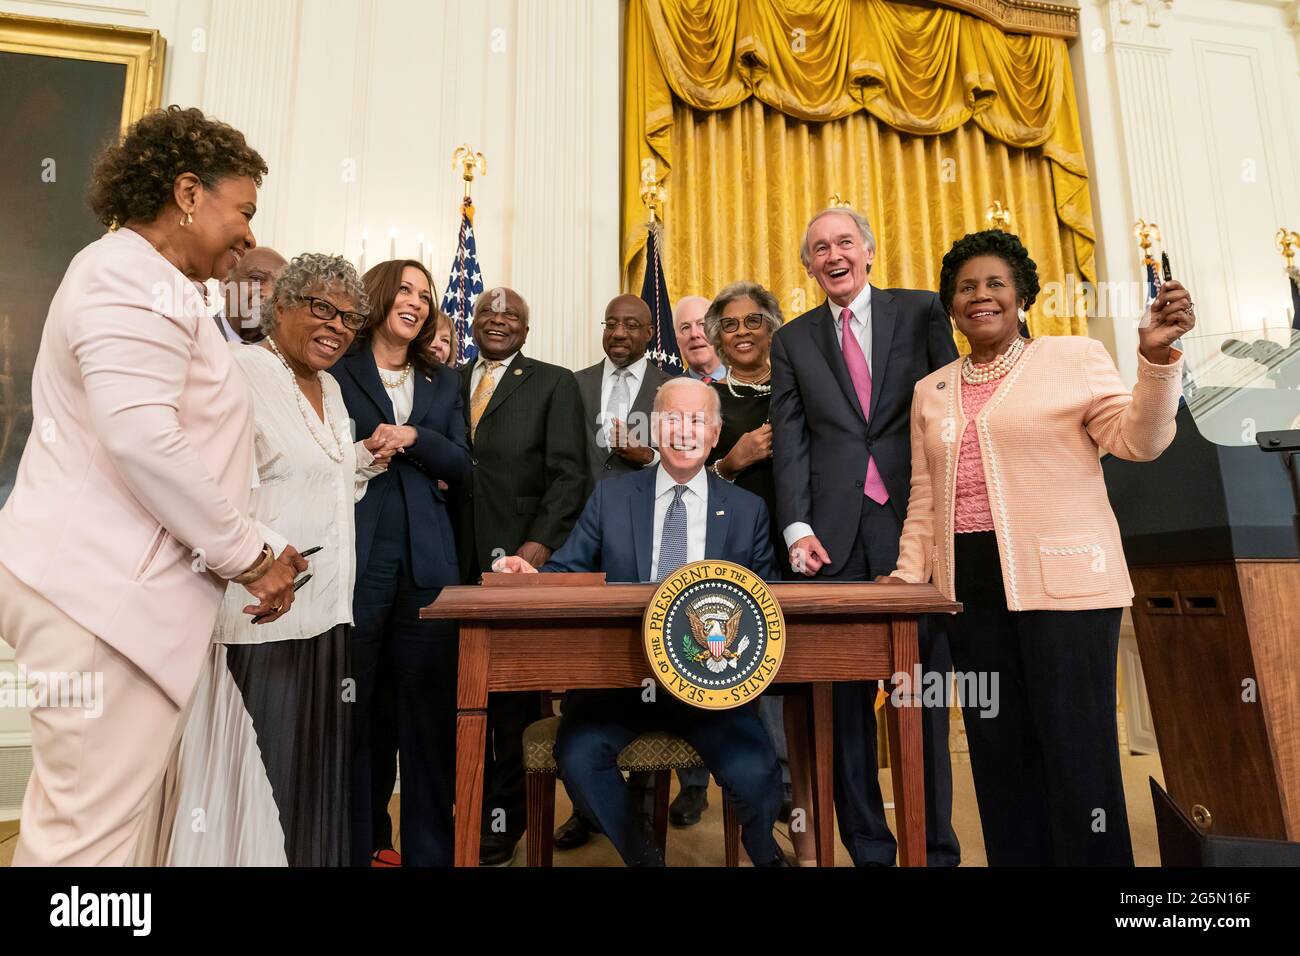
[799,206,877,267]
[653,375,722,424]
[672,295,711,325]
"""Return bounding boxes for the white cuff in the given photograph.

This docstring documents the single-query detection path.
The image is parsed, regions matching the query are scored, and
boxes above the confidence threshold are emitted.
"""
[782,522,815,550]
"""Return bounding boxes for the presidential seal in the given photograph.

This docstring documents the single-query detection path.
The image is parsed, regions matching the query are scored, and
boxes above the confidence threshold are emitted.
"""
[643,560,785,710]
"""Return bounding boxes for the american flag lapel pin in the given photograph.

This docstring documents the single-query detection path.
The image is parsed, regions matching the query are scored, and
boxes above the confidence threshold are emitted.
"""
[715,510,725,516]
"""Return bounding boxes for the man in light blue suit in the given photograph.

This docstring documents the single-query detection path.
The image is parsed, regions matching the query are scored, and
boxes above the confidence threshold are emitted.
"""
[494,378,787,866]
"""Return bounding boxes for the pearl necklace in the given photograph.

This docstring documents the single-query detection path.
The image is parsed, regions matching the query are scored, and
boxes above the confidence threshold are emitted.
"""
[961,336,1026,386]
[726,367,773,398]
[379,363,413,389]
[265,337,345,463]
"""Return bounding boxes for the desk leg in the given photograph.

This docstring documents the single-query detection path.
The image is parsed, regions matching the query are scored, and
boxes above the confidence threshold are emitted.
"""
[454,626,491,868]
[455,713,487,866]
[807,681,836,867]
[887,617,927,867]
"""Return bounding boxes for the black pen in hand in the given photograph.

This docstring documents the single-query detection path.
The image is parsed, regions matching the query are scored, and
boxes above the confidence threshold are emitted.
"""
[251,573,313,624]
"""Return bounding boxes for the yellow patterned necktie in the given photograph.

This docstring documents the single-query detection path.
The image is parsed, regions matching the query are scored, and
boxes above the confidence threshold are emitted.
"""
[469,360,502,439]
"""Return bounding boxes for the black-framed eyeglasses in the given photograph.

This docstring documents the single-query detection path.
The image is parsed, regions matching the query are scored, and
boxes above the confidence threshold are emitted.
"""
[601,317,645,333]
[720,313,766,334]
[303,296,367,332]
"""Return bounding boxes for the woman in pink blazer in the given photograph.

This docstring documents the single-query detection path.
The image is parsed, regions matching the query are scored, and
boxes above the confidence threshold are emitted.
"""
[0,107,300,866]
[886,231,1195,866]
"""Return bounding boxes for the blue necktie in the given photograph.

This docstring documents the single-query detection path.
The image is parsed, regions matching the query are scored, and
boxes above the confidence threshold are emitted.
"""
[656,484,689,581]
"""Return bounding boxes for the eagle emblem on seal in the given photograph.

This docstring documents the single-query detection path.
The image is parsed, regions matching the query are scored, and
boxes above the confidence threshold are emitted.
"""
[684,595,751,673]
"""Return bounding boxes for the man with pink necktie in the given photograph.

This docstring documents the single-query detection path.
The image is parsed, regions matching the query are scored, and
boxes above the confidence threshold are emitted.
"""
[769,206,960,867]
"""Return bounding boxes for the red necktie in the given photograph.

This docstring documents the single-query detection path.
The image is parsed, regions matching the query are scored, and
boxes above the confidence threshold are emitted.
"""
[840,308,889,505]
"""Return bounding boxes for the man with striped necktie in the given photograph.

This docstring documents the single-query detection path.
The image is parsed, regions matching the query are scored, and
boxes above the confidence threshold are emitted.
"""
[456,286,588,866]
[494,378,787,866]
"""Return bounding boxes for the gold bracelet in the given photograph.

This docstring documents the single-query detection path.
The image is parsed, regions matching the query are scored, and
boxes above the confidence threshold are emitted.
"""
[232,544,275,585]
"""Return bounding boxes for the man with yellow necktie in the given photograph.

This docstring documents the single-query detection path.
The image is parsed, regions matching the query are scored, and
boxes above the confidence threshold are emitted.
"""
[454,286,588,866]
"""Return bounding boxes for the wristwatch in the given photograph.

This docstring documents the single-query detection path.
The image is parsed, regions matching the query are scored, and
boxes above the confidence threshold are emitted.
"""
[232,543,275,585]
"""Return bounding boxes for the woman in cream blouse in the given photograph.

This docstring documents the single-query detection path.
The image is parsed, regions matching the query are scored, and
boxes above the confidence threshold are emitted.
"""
[885,230,1195,866]
[159,254,401,866]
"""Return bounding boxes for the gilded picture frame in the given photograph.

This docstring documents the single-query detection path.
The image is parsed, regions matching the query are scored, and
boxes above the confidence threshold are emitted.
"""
[0,12,166,497]
[0,12,165,133]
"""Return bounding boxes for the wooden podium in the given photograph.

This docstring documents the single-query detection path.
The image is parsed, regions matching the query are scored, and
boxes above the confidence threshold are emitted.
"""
[423,577,959,867]
[1104,404,1300,841]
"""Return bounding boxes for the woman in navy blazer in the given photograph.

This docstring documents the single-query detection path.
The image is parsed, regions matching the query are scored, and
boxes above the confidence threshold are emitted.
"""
[331,259,470,867]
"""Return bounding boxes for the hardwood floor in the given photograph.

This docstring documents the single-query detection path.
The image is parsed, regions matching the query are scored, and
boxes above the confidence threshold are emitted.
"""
[0,751,1168,867]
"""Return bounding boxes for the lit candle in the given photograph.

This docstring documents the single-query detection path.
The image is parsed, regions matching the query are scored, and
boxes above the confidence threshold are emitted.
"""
[417,233,425,267]
[389,227,397,260]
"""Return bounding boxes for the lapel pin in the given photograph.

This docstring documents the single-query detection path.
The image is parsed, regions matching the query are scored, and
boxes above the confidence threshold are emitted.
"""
[715,510,725,516]
[513,368,522,376]
[937,381,946,389]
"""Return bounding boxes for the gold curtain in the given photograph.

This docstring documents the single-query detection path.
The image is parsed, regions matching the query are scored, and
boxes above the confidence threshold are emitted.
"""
[623,0,1095,338]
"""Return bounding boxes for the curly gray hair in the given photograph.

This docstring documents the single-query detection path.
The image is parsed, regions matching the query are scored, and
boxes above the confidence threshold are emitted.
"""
[799,206,877,268]
[261,253,370,336]
[703,281,785,357]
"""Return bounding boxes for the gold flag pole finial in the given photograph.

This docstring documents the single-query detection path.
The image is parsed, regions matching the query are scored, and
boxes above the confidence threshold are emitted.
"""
[452,145,486,201]
[1275,227,1300,271]
[640,181,665,226]
[1134,219,1162,264]
[986,200,1012,232]
[828,193,852,208]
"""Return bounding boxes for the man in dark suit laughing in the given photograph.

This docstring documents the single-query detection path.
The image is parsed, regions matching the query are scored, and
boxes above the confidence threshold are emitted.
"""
[456,286,588,865]
[770,206,961,867]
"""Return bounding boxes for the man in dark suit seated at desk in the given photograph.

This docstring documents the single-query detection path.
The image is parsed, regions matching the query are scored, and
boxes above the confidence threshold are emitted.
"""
[493,377,788,866]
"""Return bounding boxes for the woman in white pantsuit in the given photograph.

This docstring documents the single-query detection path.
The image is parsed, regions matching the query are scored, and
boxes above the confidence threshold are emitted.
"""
[0,107,299,866]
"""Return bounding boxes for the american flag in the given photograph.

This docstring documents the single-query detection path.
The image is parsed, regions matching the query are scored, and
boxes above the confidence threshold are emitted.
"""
[441,198,484,367]
[1288,265,1299,331]
[640,224,684,374]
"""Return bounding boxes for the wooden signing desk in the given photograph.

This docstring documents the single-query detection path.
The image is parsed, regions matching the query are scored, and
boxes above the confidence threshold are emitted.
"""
[423,577,959,867]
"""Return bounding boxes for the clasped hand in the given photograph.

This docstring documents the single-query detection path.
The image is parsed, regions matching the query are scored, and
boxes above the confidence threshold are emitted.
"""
[609,418,654,465]
[362,424,416,470]
[241,545,310,624]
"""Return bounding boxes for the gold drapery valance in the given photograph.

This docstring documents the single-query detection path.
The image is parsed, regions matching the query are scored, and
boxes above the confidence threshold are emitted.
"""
[623,0,1095,296]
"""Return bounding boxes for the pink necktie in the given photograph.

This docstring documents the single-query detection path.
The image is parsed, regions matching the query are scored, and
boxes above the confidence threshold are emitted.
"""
[840,308,889,505]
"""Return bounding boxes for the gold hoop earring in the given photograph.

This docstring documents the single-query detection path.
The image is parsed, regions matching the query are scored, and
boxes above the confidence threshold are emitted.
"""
[179,211,193,227]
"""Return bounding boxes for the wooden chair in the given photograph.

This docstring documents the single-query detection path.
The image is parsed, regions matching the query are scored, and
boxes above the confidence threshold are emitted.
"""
[522,716,741,867]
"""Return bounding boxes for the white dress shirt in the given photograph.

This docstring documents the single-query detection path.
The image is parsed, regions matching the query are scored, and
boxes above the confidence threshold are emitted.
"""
[600,354,660,462]
[839,283,873,371]
[470,350,518,395]
[650,465,709,581]
[600,354,649,422]
[214,310,243,343]
[782,283,874,550]
[215,345,379,645]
